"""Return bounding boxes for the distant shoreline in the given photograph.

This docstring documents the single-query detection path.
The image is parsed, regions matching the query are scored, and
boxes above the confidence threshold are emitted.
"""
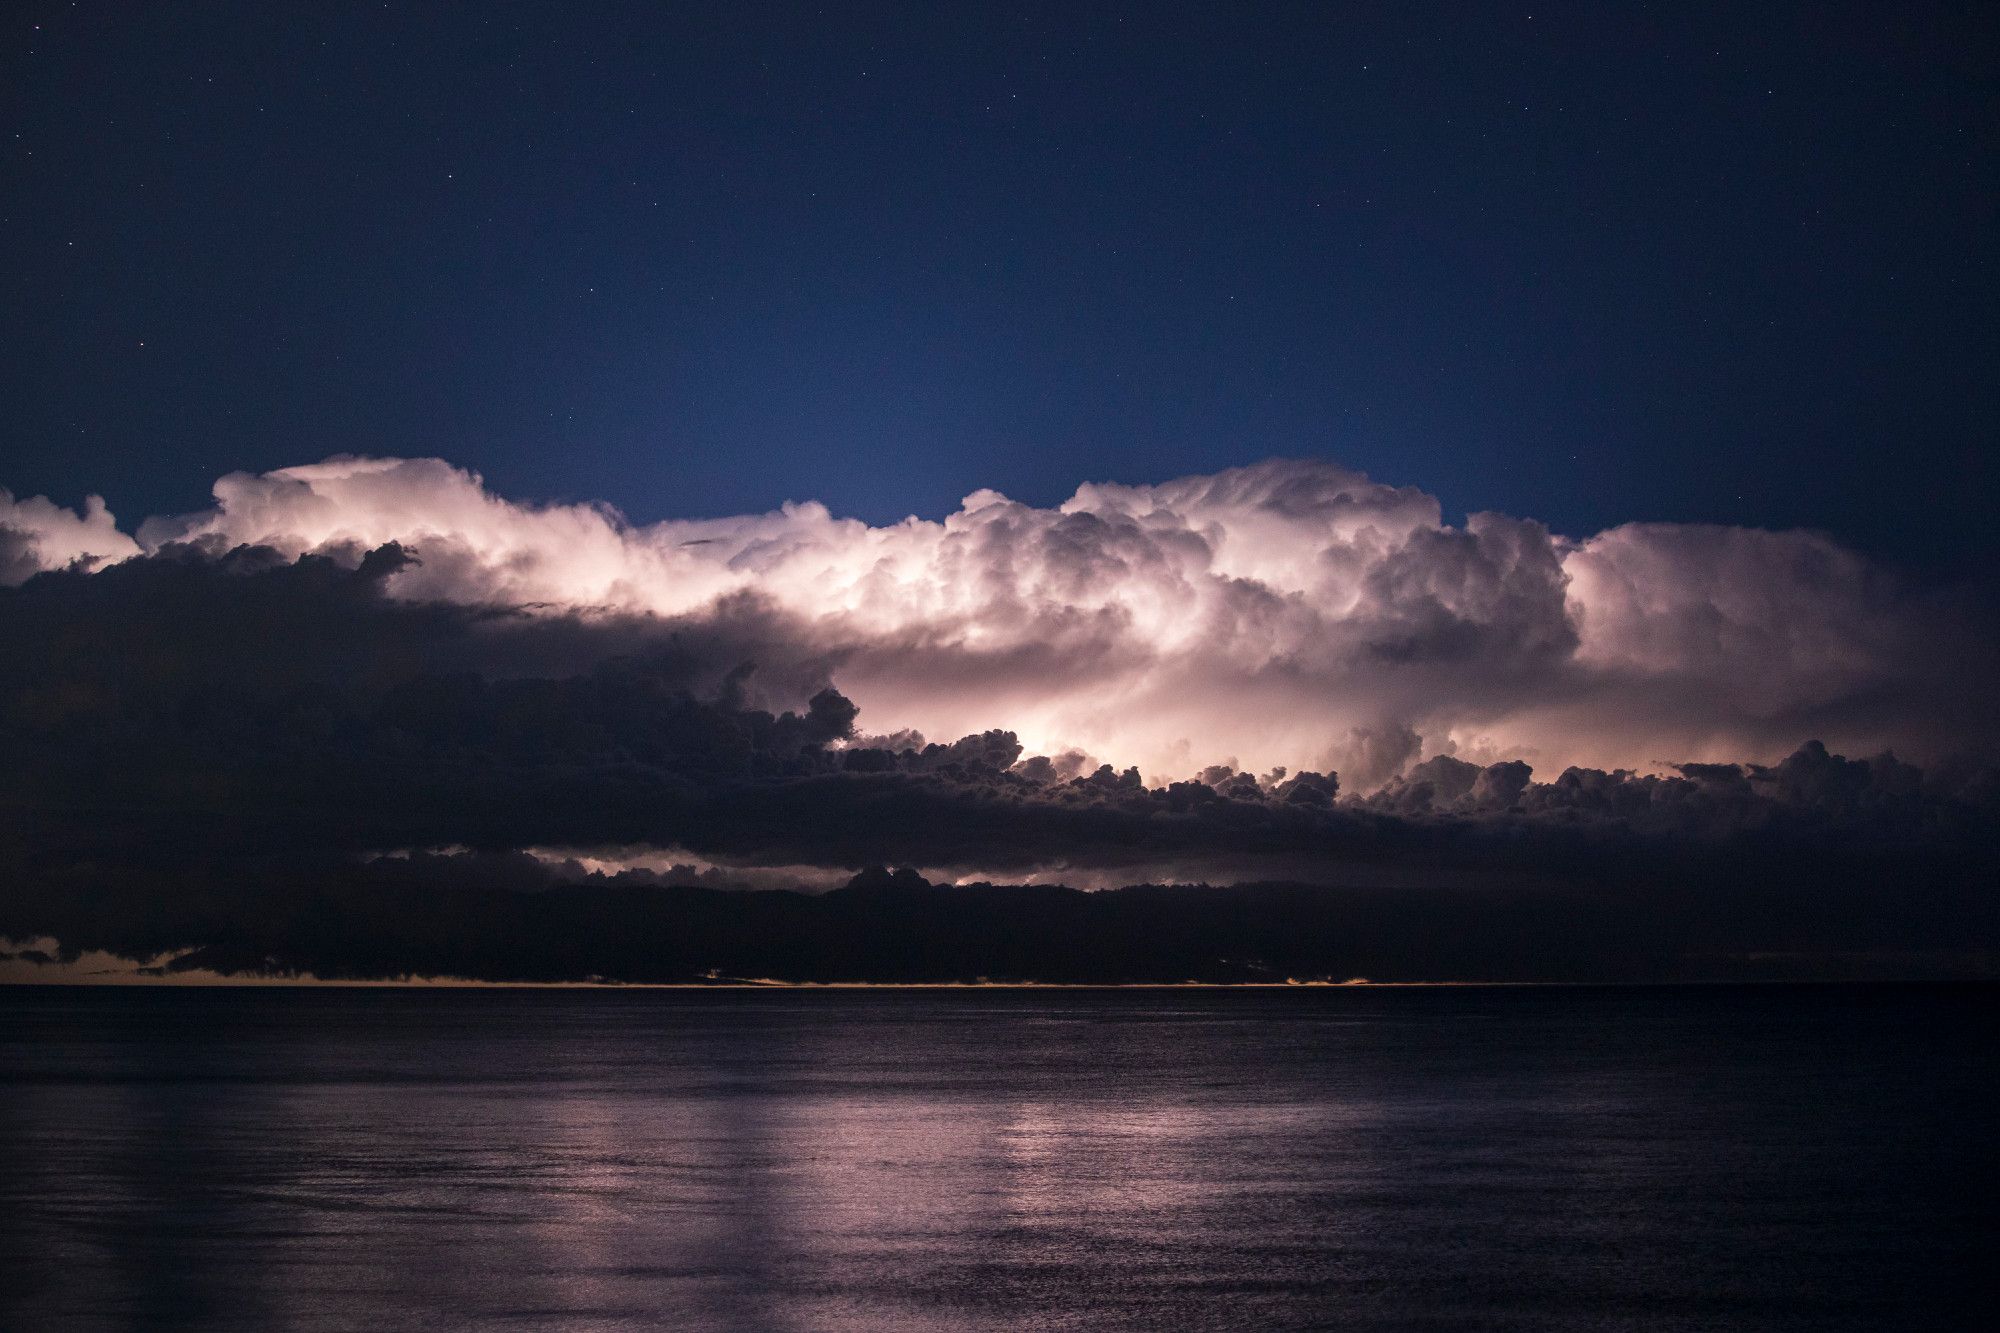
[4,977,1990,992]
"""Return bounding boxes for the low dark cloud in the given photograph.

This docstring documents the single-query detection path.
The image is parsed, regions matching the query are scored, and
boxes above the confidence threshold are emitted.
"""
[6,851,1994,986]
[2,541,1995,982]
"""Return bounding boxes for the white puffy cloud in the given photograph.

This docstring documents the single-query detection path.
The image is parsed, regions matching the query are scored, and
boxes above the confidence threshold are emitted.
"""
[5,454,1980,783]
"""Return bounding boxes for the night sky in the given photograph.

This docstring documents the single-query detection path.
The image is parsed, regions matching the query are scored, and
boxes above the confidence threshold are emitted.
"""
[6,2,1994,572]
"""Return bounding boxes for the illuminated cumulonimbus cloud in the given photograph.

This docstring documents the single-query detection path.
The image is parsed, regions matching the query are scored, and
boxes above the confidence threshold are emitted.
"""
[0,488,142,585]
[2,455,1976,783]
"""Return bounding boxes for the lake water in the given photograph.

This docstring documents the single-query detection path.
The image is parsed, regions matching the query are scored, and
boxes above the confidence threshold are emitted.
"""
[0,985,1989,1331]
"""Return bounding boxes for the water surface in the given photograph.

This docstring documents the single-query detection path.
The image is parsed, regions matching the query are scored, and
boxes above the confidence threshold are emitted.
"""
[0,985,1989,1330]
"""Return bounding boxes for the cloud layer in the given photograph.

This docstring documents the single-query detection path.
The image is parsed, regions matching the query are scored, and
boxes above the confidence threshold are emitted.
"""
[4,456,1994,981]
[8,456,1988,782]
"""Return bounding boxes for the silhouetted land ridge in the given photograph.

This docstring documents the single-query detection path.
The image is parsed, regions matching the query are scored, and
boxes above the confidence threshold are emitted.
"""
[7,864,1989,986]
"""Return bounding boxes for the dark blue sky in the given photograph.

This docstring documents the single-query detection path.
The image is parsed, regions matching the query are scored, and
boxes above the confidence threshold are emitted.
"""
[4,2,1993,571]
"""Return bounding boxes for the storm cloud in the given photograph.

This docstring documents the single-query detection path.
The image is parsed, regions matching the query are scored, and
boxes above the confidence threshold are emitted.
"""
[3,458,1995,982]
[9,456,1989,780]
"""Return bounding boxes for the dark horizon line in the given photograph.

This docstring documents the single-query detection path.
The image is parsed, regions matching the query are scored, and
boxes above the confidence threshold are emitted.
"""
[6,978,1994,992]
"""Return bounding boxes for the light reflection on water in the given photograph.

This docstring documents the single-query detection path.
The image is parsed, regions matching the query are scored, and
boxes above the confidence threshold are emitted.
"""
[0,986,1988,1331]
